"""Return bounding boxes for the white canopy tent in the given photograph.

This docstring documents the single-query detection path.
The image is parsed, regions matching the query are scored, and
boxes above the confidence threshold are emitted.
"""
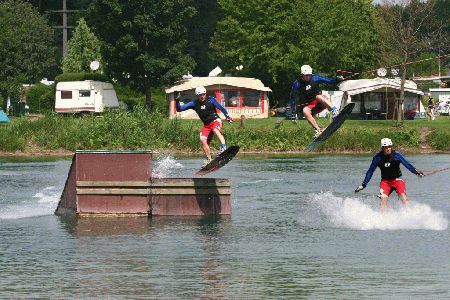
[336,78,425,119]
[338,78,423,96]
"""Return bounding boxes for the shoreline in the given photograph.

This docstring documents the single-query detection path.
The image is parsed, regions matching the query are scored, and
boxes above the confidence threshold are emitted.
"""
[0,148,447,158]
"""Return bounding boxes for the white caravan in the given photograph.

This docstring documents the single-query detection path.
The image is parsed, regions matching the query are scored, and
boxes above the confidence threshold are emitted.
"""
[55,80,119,114]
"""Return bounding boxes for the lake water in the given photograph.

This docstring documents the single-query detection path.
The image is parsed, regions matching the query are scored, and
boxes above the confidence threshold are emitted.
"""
[1,154,449,299]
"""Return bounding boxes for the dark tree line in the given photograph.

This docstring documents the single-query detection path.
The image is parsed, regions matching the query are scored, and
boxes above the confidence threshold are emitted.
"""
[1,0,448,110]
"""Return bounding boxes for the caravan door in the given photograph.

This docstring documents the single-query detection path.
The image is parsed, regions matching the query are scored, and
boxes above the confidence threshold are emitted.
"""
[93,88,104,113]
[79,89,95,112]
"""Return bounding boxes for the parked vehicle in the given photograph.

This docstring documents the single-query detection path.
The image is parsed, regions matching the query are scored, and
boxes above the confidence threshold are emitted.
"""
[55,81,119,114]
[436,100,450,116]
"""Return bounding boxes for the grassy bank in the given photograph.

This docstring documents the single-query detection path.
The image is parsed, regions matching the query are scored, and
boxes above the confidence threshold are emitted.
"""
[0,107,449,154]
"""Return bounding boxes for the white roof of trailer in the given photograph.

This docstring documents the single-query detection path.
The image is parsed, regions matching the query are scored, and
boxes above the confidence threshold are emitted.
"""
[165,77,272,93]
[338,78,423,95]
[56,81,114,90]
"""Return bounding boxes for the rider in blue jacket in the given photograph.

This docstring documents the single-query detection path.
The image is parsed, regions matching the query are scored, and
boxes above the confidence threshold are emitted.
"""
[290,65,343,138]
[355,138,424,209]
[176,85,232,167]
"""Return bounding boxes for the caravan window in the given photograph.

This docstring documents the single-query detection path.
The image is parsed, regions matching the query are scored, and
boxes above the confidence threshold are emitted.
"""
[61,91,72,99]
[79,90,91,97]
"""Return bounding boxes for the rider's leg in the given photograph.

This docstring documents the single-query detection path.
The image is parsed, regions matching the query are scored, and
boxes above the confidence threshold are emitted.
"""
[303,106,320,130]
[316,94,334,110]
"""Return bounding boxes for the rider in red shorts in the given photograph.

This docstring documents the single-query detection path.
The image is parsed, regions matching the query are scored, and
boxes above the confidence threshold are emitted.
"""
[175,85,232,167]
[355,138,425,209]
[289,65,344,138]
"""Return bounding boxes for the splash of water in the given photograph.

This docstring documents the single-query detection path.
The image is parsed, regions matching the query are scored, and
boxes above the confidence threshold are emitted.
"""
[0,186,60,219]
[152,154,184,178]
[300,191,448,231]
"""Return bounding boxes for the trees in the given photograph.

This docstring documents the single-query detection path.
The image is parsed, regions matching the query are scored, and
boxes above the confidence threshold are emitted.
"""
[85,0,196,111]
[62,18,103,73]
[210,0,379,101]
[186,0,221,76]
[378,0,441,124]
[0,0,56,108]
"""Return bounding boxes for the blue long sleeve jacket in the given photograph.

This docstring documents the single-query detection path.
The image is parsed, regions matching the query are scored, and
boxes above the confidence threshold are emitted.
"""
[176,96,229,124]
[289,74,338,112]
[362,151,418,186]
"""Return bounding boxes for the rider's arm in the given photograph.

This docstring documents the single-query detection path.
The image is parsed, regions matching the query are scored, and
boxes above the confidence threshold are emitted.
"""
[289,80,300,111]
[362,154,381,186]
[395,151,420,174]
[176,99,196,112]
[312,74,338,85]
[209,97,230,118]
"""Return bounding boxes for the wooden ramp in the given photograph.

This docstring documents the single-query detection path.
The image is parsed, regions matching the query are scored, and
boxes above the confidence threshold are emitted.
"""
[55,150,231,216]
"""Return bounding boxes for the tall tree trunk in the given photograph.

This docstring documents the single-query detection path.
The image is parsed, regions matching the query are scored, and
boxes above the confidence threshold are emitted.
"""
[145,82,152,112]
[397,53,408,126]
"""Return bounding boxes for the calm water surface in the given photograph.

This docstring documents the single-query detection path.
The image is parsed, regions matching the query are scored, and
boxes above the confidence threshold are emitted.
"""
[1,154,449,299]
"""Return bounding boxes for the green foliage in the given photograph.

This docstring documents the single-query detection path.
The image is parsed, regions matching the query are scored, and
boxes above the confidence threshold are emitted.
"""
[0,0,56,97]
[427,128,450,151]
[26,84,55,113]
[186,0,221,76]
[114,83,145,110]
[0,106,198,151]
[85,0,197,110]
[211,0,379,101]
[151,88,169,115]
[1,114,448,153]
[408,52,441,76]
[62,18,104,73]
[0,120,27,151]
[55,72,109,82]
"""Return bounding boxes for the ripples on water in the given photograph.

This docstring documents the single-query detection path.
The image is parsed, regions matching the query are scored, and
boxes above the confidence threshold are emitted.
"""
[0,155,449,298]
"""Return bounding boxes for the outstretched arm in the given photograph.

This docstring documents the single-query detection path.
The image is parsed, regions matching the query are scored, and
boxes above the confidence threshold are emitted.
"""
[395,151,421,175]
[209,97,231,118]
[312,74,339,85]
[176,99,196,112]
[362,154,381,187]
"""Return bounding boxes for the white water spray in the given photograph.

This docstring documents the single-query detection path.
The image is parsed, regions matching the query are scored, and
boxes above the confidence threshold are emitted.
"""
[0,186,61,219]
[152,154,184,178]
[300,192,448,231]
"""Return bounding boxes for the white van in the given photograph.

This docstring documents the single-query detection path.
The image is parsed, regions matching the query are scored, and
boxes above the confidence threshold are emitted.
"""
[55,80,119,114]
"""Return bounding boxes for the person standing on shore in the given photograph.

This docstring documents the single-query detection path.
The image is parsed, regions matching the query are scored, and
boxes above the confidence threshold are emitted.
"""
[355,138,425,210]
[426,93,435,120]
[289,65,343,138]
[175,86,233,167]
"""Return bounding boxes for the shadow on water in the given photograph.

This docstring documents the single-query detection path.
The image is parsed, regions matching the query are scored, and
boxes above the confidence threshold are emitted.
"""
[194,178,222,215]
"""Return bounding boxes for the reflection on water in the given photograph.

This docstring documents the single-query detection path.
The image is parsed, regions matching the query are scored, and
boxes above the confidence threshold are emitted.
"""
[1,155,449,298]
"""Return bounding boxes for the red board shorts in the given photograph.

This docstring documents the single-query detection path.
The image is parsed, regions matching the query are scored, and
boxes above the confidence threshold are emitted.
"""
[200,119,223,144]
[379,178,406,197]
[306,98,327,115]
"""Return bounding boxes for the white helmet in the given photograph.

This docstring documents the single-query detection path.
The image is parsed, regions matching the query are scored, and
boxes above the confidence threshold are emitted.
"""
[195,85,206,95]
[380,138,393,147]
[301,65,313,75]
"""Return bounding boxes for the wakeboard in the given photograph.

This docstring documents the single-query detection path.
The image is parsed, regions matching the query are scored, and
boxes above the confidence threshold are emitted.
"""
[195,146,240,176]
[304,102,355,152]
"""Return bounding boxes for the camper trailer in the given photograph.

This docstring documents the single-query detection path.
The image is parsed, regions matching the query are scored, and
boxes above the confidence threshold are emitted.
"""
[55,81,119,114]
